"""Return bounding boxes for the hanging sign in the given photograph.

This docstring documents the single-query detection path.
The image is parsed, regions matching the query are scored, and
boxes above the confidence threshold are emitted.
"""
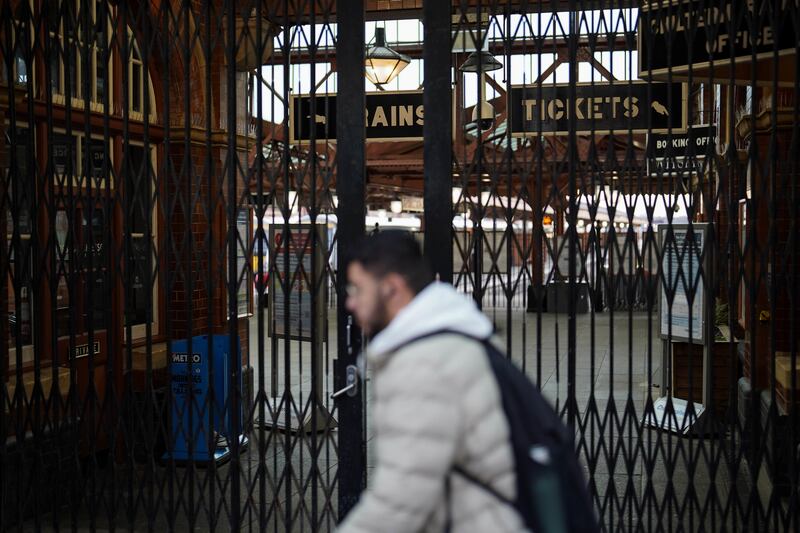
[647,125,717,176]
[638,1,798,82]
[290,90,424,143]
[509,81,686,136]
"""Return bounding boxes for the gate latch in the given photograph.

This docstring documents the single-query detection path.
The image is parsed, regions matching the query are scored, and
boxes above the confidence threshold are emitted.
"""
[331,365,359,399]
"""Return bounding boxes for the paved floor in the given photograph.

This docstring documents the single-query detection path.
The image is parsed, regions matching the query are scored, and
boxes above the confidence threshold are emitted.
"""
[14,308,784,531]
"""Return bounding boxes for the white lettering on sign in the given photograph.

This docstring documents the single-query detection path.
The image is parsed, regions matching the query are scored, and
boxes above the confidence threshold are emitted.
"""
[398,105,413,126]
[365,104,424,128]
[656,136,713,150]
[648,2,791,45]
[522,96,639,121]
[171,352,202,364]
[372,106,389,127]
[73,341,100,358]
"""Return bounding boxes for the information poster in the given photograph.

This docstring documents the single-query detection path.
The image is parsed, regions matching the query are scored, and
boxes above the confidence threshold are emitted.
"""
[612,233,638,276]
[236,209,250,317]
[551,235,585,280]
[268,224,328,342]
[659,224,707,343]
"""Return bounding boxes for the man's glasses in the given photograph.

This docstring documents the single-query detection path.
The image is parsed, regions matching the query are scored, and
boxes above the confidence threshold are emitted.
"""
[345,284,359,297]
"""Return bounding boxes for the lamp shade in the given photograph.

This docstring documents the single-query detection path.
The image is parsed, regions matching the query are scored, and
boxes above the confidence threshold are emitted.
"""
[459,50,503,73]
[365,28,411,85]
[390,199,403,214]
[233,11,278,71]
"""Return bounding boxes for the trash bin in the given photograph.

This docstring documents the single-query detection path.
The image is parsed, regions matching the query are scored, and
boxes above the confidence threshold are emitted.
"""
[164,334,246,463]
[527,284,546,312]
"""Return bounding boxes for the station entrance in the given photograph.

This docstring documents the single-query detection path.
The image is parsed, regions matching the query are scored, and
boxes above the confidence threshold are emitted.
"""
[1,0,798,530]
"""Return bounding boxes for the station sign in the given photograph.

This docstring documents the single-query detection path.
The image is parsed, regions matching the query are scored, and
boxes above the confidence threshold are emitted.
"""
[509,81,686,136]
[290,90,424,143]
[638,1,798,81]
[647,125,717,176]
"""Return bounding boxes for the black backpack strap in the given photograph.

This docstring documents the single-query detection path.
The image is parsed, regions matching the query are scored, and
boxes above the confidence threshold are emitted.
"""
[390,328,486,351]
[452,465,516,509]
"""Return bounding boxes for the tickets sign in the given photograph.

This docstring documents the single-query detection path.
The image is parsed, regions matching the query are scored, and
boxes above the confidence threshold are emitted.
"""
[509,81,686,135]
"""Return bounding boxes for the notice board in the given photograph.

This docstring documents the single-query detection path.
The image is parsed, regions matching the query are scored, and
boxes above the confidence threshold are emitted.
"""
[268,224,328,343]
[659,223,709,343]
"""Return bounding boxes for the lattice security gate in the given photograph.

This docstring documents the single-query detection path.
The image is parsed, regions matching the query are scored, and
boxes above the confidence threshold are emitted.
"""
[0,0,798,532]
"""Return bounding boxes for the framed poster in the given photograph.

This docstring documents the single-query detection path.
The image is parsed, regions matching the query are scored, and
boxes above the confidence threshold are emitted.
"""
[610,233,639,276]
[551,235,586,281]
[236,208,251,317]
[268,224,328,343]
[659,223,709,343]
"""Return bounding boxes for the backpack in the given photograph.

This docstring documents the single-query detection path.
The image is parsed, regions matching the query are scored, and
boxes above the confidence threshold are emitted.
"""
[398,330,599,533]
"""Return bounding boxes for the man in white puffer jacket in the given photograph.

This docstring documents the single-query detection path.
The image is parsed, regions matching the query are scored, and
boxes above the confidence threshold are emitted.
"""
[337,231,526,533]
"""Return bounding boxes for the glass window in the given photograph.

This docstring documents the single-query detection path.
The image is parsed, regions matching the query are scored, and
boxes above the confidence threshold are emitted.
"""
[132,61,142,112]
[48,131,113,338]
[5,127,34,359]
[81,137,108,188]
[55,201,110,338]
[47,0,111,104]
[7,2,33,86]
[14,36,29,85]
[123,144,159,337]
[127,30,154,119]
[52,133,76,175]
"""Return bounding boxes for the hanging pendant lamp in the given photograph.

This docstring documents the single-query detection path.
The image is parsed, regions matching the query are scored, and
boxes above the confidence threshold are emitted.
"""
[365,27,411,85]
[459,50,503,73]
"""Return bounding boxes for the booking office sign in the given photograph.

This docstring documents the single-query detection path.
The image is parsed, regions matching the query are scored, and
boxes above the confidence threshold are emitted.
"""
[638,0,800,87]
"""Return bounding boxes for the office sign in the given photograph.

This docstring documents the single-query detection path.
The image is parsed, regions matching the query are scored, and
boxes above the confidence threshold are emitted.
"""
[647,125,716,176]
[638,1,798,79]
[290,90,424,143]
[509,82,686,136]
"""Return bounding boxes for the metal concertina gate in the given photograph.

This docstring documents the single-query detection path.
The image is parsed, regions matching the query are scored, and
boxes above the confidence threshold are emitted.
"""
[0,0,798,531]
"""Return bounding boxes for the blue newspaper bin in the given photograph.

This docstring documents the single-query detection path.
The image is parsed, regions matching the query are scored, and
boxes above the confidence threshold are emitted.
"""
[164,335,246,463]
[211,335,247,446]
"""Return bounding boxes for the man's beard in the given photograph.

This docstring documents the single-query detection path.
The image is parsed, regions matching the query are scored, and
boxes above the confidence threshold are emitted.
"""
[365,298,390,339]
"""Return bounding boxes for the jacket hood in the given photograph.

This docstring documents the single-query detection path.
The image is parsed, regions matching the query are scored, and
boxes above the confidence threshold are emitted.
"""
[366,282,494,366]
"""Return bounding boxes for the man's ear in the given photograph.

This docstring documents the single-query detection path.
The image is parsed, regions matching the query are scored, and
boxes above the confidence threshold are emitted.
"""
[382,272,405,297]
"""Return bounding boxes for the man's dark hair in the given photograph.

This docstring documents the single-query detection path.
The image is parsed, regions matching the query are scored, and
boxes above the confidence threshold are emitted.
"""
[349,230,433,295]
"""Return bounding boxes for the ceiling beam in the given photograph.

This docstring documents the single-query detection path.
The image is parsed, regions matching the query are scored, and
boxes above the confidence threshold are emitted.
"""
[265,1,637,25]
[268,33,636,65]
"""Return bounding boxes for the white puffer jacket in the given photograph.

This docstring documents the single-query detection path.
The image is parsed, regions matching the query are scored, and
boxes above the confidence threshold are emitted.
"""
[337,283,526,533]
